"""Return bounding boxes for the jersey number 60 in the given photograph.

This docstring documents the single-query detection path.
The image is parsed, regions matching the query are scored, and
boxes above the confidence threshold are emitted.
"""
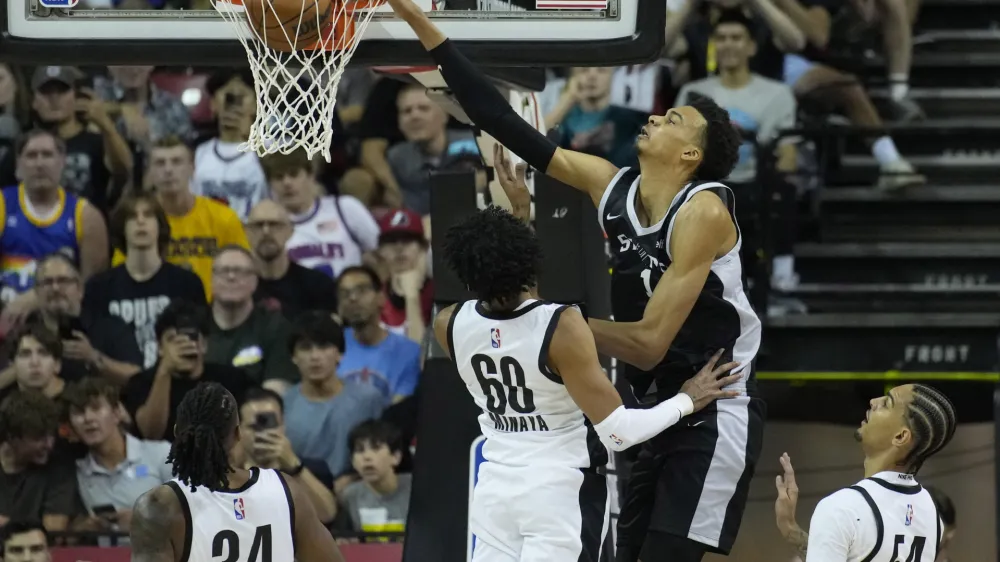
[471,354,536,415]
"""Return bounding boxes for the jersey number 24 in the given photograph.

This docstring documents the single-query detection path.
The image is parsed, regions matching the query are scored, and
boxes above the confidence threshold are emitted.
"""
[213,525,272,562]
[471,354,536,416]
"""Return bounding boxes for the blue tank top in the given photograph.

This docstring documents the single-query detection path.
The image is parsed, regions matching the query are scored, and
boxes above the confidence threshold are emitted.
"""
[0,185,84,302]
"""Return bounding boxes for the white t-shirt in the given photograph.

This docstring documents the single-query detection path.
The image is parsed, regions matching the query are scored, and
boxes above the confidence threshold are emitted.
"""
[286,195,379,279]
[806,471,942,562]
[192,139,270,221]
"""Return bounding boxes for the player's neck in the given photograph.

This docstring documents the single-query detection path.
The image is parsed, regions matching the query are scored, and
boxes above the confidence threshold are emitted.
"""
[481,291,535,313]
[124,248,164,281]
[256,253,289,280]
[863,453,906,478]
[718,66,752,89]
[225,467,253,490]
[368,471,399,496]
[91,430,128,470]
[634,171,685,228]
[158,189,195,217]
[301,374,342,400]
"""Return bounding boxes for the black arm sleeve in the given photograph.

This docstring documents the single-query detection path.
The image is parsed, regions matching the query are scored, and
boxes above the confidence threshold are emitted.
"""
[429,39,558,172]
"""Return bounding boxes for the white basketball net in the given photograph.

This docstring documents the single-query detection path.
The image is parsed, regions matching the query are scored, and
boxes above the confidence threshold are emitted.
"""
[212,0,383,161]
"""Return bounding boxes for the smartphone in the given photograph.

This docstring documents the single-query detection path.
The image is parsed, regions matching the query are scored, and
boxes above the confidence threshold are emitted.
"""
[74,77,93,98]
[252,412,279,432]
[58,315,84,340]
[92,504,118,519]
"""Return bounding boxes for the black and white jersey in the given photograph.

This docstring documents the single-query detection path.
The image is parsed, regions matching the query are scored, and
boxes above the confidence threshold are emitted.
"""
[806,471,942,562]
[166,467,295,562]
[597,167,762,401]
[448,299,608,469]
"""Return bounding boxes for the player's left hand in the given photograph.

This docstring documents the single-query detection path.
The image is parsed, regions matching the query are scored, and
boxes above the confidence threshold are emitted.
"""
[493,144,532,223]
[774,452,800,538]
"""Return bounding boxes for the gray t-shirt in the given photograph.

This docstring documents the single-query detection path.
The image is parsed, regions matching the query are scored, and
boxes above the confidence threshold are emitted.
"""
[386,130,479,215]
[675,75,797,183]
[340,473,412,533]
[283,381,384,476]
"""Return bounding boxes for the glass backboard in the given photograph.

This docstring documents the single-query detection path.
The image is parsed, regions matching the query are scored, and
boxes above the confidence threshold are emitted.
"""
[0,0,664,66]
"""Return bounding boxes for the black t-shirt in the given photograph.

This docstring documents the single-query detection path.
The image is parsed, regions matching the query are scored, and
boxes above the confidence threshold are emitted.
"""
[84,263,207,370]
[121,363,256,442]
[254,262,338,321]
[58,312,144,382]
[63,130,114,214]
[0,458,78,521]
[684,6,786,82]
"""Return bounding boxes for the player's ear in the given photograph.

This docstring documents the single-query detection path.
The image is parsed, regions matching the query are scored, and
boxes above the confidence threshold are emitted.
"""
[893,426,913,449]
[680,144,701,163]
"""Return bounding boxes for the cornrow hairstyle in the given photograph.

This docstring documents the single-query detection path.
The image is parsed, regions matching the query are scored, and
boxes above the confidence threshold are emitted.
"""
[902,384,957,474]
[168,382,238,491]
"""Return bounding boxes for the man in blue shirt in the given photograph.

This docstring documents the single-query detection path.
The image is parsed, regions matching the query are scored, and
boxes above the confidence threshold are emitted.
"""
[336,265,421,406]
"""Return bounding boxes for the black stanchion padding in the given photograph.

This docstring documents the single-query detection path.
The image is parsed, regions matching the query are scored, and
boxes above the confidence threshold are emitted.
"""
[402,357,483,562]
[994,383,1000,562]
[534,174,591,303]
[430,171,479,303]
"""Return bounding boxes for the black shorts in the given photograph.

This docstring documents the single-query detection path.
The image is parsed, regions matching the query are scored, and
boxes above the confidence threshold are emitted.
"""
[615,395,766,558]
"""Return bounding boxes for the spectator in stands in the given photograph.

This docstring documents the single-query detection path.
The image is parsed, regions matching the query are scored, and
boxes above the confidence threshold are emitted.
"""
[0,64,27,177]
[336,69,376,130]
[0,130,109,310]
[0,323,65,404]
[545,67,646,168]
[30,66,133,215]
[665,0,805,83]
[246,201,338,320]
[377,209,432,343]
[283,312,383,478]
[121,299,255,442]
[262,150,380,280]
[849,0,923,120]
[234,387,336,523]
[337,266,420,406]
[0,392,76,532]
[388,84,479,217]
[340,420,412,534]
[94,66,195,150]
[1,521,50,562]
[25,255,141,384]
[925,485,956,562]
[191,69,268,221]
[358,77,406,208]
[65,378,171,533]
[206,246,298,393]
[114,136,248,299]
[90,192,207,368]
[775,0,925,189]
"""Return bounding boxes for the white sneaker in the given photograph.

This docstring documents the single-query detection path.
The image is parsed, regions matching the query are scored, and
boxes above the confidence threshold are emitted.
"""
[878,159,926,191]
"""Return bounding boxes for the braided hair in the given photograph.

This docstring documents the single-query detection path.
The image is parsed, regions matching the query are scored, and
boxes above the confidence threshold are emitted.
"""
[168,382,238,491]
[902,384,957,474]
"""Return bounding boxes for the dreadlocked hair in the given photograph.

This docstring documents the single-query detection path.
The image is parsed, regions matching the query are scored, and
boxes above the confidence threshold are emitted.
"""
[686,94,742,182]
[167,382,237,491]
[443,206,541,307]
[902,384,957,474]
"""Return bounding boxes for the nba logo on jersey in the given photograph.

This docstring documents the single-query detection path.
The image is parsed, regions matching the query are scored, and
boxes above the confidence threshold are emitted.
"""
[491,328,501,349]
[233,498,246,521]
[904,504,914,526]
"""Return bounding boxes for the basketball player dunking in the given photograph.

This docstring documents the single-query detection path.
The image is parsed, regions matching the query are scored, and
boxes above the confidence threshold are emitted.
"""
[435,204,742,561]
[774,384,957,562]
[386,1,763,560]
[129,383,344,562]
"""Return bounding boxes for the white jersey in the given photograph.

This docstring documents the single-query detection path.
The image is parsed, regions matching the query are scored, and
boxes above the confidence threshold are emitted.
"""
[448,299,607,469]
[167,467,295,562]
[192,139,270,221]
[806,471,942,562]
[286,195,380,279]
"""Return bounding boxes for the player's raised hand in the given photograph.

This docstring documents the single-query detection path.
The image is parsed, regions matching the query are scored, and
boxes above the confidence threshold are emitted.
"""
[774,452,800,538]
[493,144,532,223]
[679,349,742,411]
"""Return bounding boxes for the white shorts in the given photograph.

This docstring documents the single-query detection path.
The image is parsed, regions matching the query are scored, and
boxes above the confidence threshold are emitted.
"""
[470,463,610,562]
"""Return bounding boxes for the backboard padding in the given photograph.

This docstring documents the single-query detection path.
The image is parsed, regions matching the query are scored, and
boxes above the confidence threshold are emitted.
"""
[0,0,664,66]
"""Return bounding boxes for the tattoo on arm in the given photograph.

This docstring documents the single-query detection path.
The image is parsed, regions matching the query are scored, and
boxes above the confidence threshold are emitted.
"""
[788,527,809,558]
[131,486,178,562]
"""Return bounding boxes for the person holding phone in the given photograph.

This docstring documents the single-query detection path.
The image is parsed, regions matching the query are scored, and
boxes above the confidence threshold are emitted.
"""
[121,299,257,442]
[232,388,337,524]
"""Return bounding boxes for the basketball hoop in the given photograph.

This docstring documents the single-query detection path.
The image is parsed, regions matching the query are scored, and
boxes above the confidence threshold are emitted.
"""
[212,0,387,161]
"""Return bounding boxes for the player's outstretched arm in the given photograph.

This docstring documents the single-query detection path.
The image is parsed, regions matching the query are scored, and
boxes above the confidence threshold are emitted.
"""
[588,192,737,370]
[385,0,620,207]
[286,474,347,562]
[775,453,809,559]
[130,485,183,562]
[547,307,739,452]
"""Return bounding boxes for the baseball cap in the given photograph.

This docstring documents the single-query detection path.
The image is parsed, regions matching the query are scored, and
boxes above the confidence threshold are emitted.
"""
[32,66,83,91]
[378,208,425,245]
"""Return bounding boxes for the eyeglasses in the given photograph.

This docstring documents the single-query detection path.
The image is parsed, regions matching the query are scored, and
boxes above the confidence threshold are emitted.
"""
[35,275,79,288]
[213,266,256,279]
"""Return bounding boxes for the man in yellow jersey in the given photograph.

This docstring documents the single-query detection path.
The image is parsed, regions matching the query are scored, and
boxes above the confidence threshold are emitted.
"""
[111,136,248,298]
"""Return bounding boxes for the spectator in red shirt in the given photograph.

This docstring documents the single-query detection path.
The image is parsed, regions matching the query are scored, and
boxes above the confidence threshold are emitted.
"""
[376,209,431,344]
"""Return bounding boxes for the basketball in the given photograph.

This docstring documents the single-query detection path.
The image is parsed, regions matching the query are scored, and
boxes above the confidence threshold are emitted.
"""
[242,0,334,51]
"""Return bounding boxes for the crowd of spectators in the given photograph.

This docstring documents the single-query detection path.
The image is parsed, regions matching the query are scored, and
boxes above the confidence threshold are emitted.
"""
[0,0,928,549]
